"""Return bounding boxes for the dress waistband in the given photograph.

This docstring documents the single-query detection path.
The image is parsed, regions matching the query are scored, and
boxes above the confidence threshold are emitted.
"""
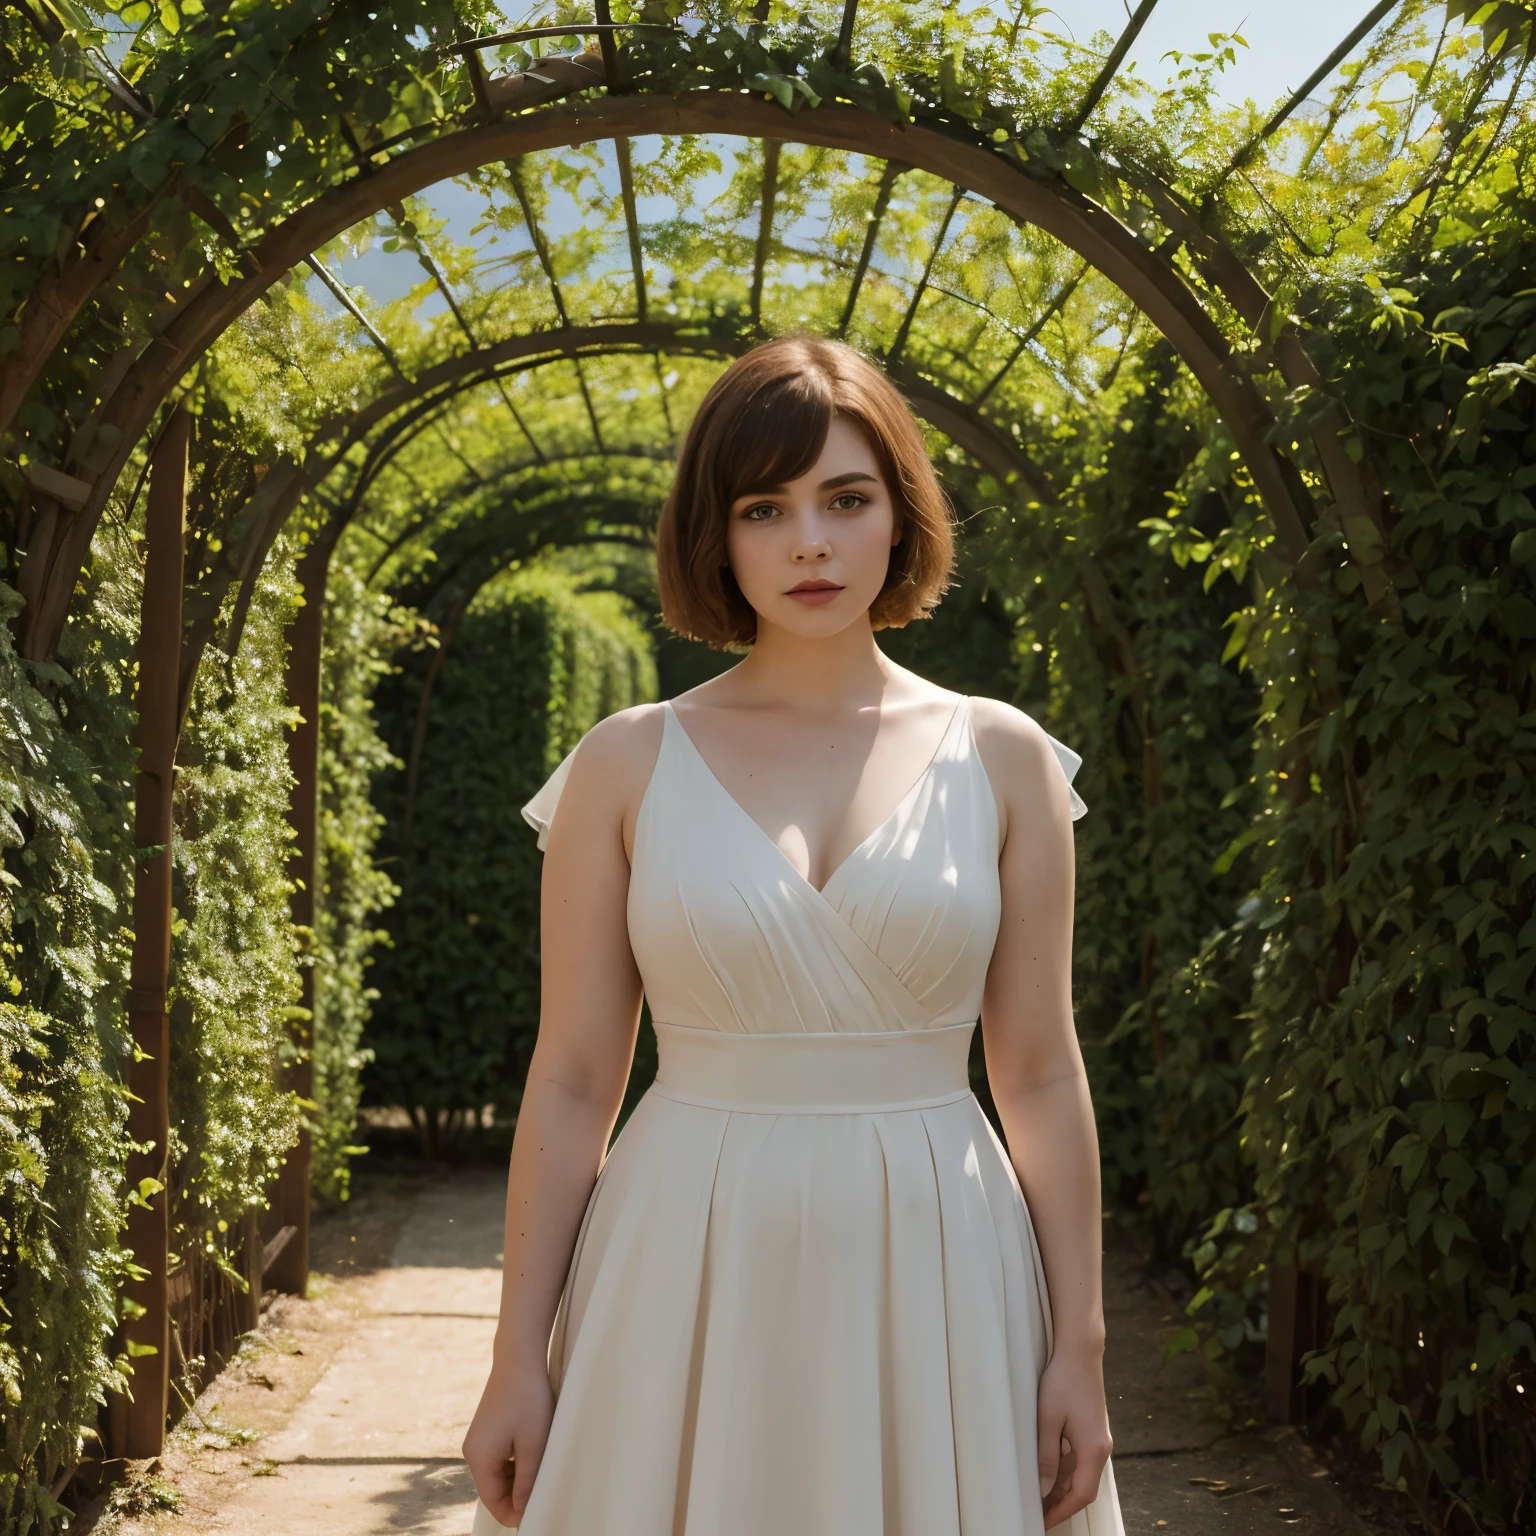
[650,1021,976,1114]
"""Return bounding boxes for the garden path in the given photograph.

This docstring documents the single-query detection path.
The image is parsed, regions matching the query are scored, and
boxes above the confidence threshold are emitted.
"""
[97,1165,1368,1536]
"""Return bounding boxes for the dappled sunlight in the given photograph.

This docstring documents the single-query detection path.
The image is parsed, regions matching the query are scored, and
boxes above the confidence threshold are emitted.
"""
[2,1,1534,1531]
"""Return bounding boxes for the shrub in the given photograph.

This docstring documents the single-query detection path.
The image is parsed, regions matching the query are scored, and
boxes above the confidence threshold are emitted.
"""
[366,568,656,1150]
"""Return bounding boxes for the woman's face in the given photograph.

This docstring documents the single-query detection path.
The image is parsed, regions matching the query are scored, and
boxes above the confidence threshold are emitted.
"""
[724,415,901,640]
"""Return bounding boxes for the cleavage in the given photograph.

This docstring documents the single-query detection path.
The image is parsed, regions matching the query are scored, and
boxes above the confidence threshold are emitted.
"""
[674,698,961,894]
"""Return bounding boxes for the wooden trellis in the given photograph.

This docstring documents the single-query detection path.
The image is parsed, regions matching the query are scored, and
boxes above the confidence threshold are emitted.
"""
[0,0,1426,1461]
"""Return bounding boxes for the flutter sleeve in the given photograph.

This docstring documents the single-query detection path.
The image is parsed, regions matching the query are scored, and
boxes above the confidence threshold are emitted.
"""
[521,743,580,852]
[1045,731,1089,822]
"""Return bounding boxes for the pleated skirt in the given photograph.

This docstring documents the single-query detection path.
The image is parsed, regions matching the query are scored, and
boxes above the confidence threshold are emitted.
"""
[475,1026,1124,1536]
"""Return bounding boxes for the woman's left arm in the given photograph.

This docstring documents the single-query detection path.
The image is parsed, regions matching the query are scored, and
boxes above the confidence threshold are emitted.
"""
[972,700,1112,1531]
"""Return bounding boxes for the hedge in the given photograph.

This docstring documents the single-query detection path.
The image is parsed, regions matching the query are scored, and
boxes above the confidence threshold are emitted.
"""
[365,566,657,1151]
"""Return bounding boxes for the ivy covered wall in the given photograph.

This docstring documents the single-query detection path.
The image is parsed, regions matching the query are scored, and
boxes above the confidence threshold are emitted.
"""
[0,562,135,1533]
[1004,343,1261,1255]
[0,520,414,1520]
[167,548,304,1360]
[1202,226,1536,1526]
[310,563,423,1205]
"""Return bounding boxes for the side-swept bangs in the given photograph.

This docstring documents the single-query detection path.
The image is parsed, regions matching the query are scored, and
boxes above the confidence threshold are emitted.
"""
[657,336,955,649]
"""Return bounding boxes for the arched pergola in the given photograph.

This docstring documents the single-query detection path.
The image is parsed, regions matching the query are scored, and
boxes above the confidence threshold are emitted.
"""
[0,0,1424,1463]
[6,30,1411,662]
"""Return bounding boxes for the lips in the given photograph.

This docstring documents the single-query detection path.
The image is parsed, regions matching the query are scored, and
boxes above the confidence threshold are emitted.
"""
[785,579,844,606]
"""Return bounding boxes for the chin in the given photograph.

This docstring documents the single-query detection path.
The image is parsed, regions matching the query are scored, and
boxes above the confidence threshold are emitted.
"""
[761,600,872,640]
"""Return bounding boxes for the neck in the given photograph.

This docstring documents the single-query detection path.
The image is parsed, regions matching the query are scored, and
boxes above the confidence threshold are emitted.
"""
[729,616,893,711]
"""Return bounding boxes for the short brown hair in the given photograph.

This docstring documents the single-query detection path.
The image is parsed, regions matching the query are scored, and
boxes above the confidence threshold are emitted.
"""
[657,336,955,648]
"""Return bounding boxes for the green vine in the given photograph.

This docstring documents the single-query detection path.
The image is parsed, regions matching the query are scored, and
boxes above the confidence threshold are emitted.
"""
[1192,221,1536,1527]
[0,567,135,1532]
[310,558,420,1204]
[168,534,302,1313]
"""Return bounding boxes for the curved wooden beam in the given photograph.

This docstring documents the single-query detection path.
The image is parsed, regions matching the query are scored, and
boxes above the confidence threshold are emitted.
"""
[1131,165,1402,611]
[304,320,1048,493]
[191,320,1049,687]
[363,445,676,586]
[410,497,657,621]
[0,199,163,443]
[19,90,1314,658]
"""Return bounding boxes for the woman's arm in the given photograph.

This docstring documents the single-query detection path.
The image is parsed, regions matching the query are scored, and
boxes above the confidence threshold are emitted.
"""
[972,700,1112,1531]
[462,709,661,1527]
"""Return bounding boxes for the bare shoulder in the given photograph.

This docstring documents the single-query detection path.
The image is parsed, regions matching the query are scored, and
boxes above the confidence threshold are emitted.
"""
[966,697,1072,822]
[968,696,1058,768]
[559,702,668,821]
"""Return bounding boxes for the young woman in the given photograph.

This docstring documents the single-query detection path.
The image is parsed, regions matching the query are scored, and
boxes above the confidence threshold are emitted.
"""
[463,336,1123,1536]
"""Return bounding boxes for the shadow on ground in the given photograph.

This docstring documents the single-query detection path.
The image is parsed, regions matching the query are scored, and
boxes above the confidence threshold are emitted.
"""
[87,1159,1399,1536]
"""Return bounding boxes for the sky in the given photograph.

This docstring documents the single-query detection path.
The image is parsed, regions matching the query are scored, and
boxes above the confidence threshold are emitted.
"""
[318,0,1391,310]
[1047,0,1375,111]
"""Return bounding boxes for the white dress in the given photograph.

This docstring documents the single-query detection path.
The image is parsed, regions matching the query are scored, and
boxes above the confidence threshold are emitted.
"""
[471,695,1124,1536]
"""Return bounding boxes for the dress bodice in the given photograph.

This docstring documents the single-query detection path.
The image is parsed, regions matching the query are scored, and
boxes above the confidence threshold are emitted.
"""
[523,696,1087,1038]
[495,699,1124,1536]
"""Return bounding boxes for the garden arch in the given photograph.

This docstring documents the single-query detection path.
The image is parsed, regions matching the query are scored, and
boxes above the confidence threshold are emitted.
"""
[1,0,1440,1473]
[11,66,1406,662]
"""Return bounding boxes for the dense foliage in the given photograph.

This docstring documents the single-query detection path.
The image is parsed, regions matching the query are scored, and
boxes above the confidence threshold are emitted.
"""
[167,546,302,1334]
[310,562,418,1203]
[1194,224,1536,1527]
[2,0,1535,1531]
[366,567,656,1152]
[1004,345,1261,1251]
[0,572,134,1534]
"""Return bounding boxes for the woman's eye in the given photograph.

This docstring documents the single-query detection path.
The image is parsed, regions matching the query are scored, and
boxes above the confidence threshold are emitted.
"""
[743,503,778,521]
[832,493,866,511]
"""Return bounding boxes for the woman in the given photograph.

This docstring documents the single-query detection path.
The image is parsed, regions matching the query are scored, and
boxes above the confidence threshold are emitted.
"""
[463,336,1124,1536]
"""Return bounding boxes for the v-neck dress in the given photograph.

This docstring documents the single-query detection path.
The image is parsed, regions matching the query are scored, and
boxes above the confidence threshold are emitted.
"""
[470,697,1123,1536]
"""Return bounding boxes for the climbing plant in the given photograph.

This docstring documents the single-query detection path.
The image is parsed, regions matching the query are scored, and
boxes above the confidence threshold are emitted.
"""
[987,343,1262,1253]
[0,566,135,1534]
[308,558,423,1204]
[1190,214,1536,1528]
[166,535,303,1372]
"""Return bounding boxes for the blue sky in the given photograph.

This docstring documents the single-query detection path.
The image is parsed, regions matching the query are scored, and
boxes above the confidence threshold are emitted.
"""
[1048,0,1372,111]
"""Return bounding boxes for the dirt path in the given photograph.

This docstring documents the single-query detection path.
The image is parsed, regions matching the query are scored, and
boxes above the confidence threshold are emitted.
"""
[94,1165,1369,1536]
[1098,1230,1364,1536]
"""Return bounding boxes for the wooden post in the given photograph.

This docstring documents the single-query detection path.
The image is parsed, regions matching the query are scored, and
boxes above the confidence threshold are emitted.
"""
[114,407,190,1461]
[237,1208,263,1333]
[265,537,331,1295]
[1265,1259,1328,1424]
[1265,1262,1300,1423]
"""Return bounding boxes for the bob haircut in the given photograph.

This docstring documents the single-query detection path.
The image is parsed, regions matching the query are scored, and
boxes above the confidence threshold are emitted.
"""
[657,336,955,649]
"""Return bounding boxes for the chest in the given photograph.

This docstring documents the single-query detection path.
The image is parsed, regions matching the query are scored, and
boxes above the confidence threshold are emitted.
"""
[626,730,1004,1027]
[667,701,969,894]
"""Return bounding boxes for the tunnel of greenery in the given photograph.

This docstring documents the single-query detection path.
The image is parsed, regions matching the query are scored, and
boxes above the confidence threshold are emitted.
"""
[1,0,1534,1531]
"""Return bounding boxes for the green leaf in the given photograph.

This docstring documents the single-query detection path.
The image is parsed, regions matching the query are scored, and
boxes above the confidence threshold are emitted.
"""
[1499,596,1536,639]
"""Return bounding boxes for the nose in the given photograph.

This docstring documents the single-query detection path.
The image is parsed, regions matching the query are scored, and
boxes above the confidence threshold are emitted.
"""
[789,510,832,564]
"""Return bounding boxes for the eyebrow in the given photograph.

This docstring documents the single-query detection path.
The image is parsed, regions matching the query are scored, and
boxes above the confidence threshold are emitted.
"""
[735,470,880,499]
